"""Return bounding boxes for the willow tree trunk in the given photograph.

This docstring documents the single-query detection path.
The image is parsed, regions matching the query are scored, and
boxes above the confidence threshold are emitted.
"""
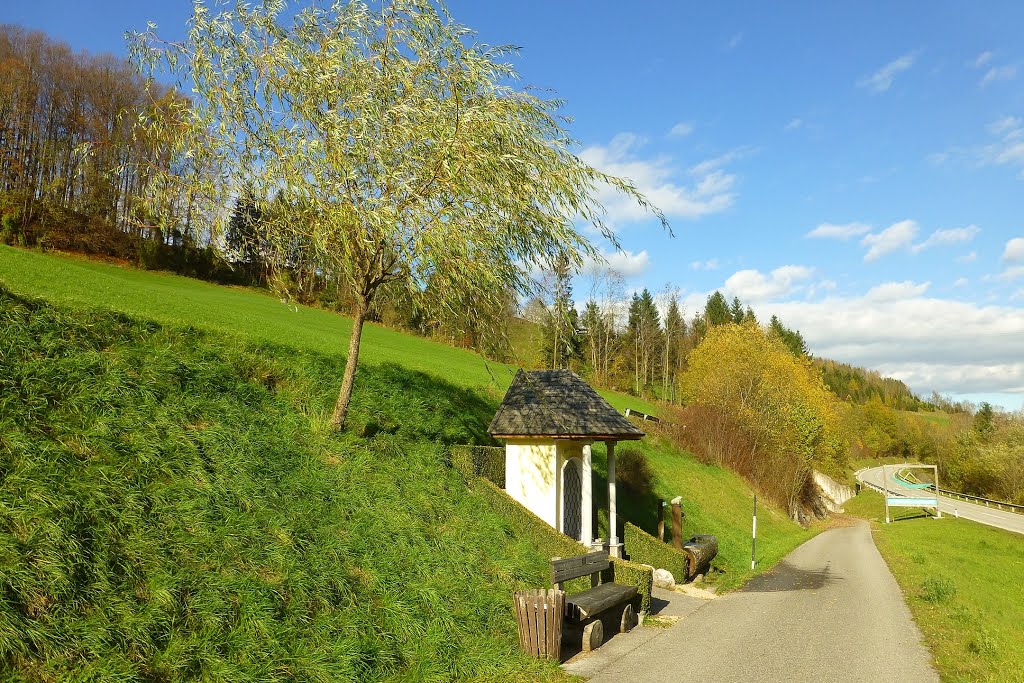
[331,302,367,430]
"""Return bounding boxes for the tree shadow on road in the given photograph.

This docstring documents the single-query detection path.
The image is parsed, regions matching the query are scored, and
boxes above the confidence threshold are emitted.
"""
[742,560,842,593]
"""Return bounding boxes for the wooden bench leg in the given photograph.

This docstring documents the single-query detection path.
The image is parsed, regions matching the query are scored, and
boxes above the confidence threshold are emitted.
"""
[620,604,637,633]
[582,620,603,652]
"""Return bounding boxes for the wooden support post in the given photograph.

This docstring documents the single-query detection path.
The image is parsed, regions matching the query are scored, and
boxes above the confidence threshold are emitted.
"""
[671,496,683,550]
[657,499,665,542]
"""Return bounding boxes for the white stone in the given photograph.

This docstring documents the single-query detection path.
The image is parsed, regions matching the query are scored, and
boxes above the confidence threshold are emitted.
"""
[653,568,676,589]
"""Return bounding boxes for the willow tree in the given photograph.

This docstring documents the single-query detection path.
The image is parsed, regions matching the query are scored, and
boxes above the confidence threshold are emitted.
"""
[129,0,666,429]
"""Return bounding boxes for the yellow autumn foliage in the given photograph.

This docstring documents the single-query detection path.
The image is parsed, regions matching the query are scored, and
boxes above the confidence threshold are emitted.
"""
[682,322,846,509]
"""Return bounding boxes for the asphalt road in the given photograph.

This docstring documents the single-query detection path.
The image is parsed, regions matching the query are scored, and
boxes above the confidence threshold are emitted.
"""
[857,466,1024,536]
[581,523,937,683]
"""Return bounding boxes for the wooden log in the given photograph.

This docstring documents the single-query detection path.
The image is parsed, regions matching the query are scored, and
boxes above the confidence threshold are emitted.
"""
[682,535,718,578]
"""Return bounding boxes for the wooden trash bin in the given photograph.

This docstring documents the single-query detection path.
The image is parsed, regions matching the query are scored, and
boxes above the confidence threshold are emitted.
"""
[513,588,565,660]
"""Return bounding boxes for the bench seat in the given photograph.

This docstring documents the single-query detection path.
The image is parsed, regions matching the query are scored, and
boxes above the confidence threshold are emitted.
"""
[566,581,638,622]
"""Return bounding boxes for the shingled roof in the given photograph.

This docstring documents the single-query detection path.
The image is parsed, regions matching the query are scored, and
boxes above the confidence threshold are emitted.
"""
[487,369,645,440]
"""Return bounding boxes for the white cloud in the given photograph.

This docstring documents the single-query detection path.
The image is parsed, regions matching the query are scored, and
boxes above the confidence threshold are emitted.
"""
[688,146,757,176]
[912,225,980,253]
[933,116,1024,178]
[1003,237,1024,262]
[690,259,719,271]
[866,280,931,302]
[988,116,1021,136]
[723,265,815,302]
[981,64,1017,86]
[669,121,694,137]
[971,51,994,69]
[959,251,978,263]
[1000,265,1024,281]
[582,248,649,277]
[953,277,969,288]
[768,292,1024,396]
[805,222,872,240]
[861,219,919,261]
[784,118,803,132]
[725,32,744,50]
[857,53,916,93]
[579,134,739,224]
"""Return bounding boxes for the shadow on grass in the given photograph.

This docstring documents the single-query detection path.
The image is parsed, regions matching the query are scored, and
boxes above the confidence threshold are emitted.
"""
[887,510,937,523]
[591,468,662,543]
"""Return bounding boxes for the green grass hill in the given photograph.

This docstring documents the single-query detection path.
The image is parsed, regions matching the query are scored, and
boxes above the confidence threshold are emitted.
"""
[0,246,812,680]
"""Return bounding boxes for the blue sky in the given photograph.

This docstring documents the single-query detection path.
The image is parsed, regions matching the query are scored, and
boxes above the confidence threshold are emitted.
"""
[5,1,1024,409]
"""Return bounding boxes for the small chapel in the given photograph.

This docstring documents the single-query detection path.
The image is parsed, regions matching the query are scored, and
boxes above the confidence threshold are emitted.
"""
[487,369,644,557]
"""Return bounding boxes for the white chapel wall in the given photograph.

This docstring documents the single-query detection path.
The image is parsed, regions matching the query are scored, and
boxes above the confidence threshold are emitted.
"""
[505,440,558,529]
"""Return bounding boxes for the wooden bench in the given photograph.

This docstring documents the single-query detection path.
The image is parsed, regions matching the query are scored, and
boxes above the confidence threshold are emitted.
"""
[551,550,638,652]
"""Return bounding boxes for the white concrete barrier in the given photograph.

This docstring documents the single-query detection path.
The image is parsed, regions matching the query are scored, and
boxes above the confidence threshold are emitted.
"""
[814,470,855,513]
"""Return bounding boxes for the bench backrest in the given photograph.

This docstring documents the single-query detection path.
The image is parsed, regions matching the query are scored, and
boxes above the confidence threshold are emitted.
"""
[551,550,609,590]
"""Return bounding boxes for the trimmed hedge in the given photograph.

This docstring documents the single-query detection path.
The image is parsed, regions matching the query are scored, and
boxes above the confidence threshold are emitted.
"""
[610,557,654,616]
[624,522,690,583]
[475,478,653,613]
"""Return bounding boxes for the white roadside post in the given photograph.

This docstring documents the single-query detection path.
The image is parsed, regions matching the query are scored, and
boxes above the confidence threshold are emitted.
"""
[883,464,891,524]
[751,494,757,570]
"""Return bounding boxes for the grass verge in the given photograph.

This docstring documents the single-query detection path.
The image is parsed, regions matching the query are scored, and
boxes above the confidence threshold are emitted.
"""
[846,490,1024,682]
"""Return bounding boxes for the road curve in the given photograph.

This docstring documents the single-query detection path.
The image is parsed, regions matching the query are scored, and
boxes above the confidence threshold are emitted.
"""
[857,466,1024,536]
[580,522,937,683]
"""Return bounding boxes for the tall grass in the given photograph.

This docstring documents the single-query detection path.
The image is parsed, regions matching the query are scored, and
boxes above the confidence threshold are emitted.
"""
[0,287,570,681]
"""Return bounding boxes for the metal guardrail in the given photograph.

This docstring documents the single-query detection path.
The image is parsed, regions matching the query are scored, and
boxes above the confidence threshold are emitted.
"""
[936,488,1024,515]
[856,469,1024,516]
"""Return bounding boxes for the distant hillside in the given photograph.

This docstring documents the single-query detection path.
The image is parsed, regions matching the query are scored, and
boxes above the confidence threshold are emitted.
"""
[814,358,933,412]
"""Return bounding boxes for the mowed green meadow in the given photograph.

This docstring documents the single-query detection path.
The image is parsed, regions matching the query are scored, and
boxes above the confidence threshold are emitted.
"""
[0,246,655,415]
[846,491,1024,683]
